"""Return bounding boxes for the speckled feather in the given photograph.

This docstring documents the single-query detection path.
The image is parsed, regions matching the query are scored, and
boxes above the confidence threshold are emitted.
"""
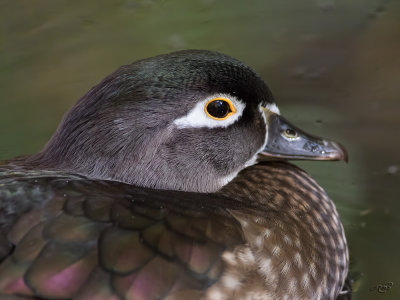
[0,162,348,300]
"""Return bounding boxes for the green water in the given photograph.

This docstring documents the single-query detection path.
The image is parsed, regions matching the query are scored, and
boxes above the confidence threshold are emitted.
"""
[1,1,399,299]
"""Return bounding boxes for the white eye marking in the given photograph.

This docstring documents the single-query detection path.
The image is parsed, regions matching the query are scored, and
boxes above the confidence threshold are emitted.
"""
[266,103,280,115]
[173,93,246,129]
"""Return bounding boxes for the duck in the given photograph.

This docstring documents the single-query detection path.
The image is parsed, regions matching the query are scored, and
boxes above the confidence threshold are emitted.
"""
[0,50,350,300]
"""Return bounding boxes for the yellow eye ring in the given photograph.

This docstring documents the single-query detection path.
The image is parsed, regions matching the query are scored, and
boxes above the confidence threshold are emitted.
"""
[204,97,236,120]
[283,128,298,139]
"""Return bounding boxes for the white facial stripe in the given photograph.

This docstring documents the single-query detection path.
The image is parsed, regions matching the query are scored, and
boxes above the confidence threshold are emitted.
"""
[266,103,280,115]
[259,105,269,149]
[218,170,240,187]
[244,105,269,167]
[173,93,246,129]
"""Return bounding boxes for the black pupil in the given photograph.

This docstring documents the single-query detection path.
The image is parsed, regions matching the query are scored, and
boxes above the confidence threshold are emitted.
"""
[285,128,297,136]
[207,100,230,118]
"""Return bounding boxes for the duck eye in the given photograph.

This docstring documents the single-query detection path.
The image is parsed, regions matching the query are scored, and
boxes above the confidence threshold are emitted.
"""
[205,98,236,120]
[283,128,298,139]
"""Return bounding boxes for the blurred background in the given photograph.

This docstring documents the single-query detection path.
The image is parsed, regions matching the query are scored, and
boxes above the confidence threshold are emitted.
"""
[0,0,399,299]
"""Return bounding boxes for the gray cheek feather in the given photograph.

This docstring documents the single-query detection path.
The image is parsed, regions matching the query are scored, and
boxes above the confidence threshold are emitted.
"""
[28,108,266,193]
[145,116,266,193]
[114,124,258,193]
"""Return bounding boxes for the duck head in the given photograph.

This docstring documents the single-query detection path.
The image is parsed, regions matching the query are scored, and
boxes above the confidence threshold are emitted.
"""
[30,50,347,192]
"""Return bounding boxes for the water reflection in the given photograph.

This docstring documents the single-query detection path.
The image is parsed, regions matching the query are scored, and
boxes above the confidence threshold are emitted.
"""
[1,1,399,299]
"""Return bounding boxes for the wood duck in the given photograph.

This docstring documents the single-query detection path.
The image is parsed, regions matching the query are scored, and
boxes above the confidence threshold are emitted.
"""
[0,50,350,300]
